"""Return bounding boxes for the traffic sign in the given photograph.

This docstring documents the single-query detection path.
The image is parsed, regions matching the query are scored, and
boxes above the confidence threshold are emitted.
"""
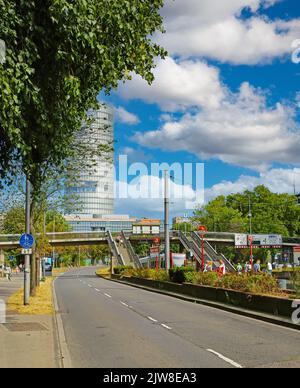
[20,234,34,249]
[9,256,14,261]
[22,249,32,255]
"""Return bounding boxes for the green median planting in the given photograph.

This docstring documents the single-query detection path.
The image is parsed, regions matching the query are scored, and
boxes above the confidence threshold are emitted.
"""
[109,268,298,320]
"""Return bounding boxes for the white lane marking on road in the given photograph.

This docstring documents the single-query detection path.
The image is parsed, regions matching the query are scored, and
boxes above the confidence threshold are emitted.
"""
[88,285,92,288]
[104,293,112,298]
[120,302,129,307]
[95,288,100,292]
[161,324,172,330]
[206,349,243,369]
[148,317,158,323]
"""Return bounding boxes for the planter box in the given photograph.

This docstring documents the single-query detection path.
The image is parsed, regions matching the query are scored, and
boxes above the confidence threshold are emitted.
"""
[112,274,296,319]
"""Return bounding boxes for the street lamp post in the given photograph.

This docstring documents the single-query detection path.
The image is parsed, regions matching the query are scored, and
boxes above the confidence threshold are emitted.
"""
[248,195,252,235]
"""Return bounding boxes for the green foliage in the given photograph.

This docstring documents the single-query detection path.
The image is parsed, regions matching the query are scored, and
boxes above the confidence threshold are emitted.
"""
[2,206,25,234]
[194,186,300,237]
[215,274,280,295]
[114,265,134,275]
[86,245,110,264]
[173,223,196,233]
[0,0,166,191]
[134,243,151,257]
[118,266,283,296]
[169,267,195,284]
[192,272,219,286]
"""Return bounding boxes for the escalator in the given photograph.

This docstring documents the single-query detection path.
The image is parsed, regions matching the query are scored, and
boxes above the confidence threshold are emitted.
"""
[107,231,125,266]
[121,231,142,269]
[191,231,236,272]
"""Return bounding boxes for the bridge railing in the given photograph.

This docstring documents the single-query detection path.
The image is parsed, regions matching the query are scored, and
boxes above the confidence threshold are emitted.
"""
[107,231,125,266]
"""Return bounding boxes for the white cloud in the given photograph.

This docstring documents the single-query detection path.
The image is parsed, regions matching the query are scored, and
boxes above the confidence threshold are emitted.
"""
[115,175,202,216]
[115,107,140,125]
[206,168,300,201]
[157,0,300,65]
[115,167,300,216]
[134,82,300,171]
[119,57,225,111]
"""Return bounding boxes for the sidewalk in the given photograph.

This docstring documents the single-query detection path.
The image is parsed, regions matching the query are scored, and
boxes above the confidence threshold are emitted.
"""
[0,274,60,368]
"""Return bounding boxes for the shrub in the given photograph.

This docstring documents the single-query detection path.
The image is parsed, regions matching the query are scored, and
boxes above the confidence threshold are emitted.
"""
[114,265,134,275]
[215,273,281,295]
[169,267,195,283]
[194,272,219,287]
[216,274,250,292]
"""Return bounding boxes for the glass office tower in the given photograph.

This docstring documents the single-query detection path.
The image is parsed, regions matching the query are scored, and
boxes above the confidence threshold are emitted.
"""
[66,104,115,218]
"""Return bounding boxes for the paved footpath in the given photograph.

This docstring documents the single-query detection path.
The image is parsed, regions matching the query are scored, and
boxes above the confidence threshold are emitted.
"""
[0,273,60,368]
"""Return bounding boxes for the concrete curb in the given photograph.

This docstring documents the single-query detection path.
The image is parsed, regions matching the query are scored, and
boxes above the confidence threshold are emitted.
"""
[97,274,300,332]
[52,275,73,368]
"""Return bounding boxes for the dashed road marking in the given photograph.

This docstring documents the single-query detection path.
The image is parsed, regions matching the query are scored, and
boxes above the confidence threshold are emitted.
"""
[104,293,112,298]
[148,317,158,323]
[120,302,129,307]
[161,324,172,330]
[206,349,243,369]
[95,289,100,292]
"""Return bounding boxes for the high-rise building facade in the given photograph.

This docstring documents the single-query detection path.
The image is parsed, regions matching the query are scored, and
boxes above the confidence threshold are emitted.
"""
[66,104,115,218]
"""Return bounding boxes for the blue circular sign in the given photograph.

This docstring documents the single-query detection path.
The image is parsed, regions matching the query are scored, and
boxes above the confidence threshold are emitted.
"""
[19,234,34,249]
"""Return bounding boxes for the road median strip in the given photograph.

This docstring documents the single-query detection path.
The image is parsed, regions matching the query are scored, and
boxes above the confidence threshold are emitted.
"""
[96,273,300,331]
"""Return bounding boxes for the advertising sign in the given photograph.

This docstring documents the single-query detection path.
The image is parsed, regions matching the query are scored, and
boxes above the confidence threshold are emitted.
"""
[235,234,248,248]
[235,234,282,248]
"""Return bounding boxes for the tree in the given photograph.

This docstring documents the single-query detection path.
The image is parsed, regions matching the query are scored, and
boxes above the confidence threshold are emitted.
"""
[135,243,151,258]
[0,0,167,191]
[193,186,300,264]
[2,206,25,234]
[226,186,300,236]
[86,245,110,265]
[194,196,247,233]
[194,186,300,236]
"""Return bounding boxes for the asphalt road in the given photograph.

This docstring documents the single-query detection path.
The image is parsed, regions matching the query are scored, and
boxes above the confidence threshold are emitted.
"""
[54,267,300,368]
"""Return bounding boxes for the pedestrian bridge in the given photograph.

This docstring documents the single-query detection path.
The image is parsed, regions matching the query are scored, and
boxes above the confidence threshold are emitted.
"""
[1,230,299,251]
[0,231,299,272]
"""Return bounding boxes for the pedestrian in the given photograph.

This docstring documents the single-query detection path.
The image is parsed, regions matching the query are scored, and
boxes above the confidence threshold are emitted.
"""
[218,260,226,277]
[254,260,261,274]
[5,265,12,281]
[237,263,243,275]
[267,261,273,275]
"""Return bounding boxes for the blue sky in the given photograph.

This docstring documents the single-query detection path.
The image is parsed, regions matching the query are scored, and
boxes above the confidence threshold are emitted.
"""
[100,0,300,219]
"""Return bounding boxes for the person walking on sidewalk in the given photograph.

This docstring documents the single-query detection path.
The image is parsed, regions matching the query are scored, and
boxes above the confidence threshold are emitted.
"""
[5,265,12,281]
